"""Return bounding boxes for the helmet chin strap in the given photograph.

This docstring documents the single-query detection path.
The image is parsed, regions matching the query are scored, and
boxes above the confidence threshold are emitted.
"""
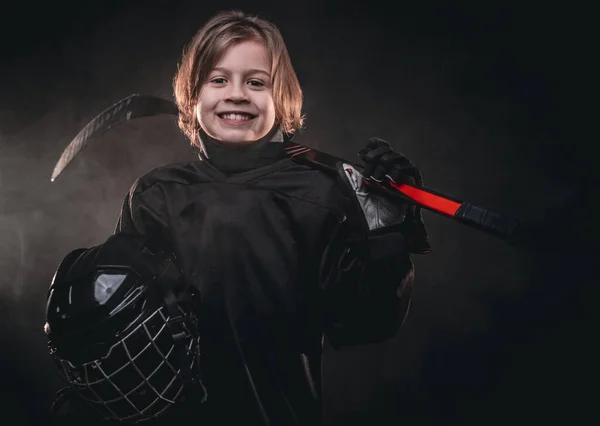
[151,248,207,397]
[156,258,193,377]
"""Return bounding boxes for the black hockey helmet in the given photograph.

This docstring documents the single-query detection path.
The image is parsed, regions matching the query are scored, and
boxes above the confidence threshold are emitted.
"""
[44,233,206,423]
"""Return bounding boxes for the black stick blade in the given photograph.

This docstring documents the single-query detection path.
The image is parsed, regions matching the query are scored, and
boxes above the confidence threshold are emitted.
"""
[51,94,178,182]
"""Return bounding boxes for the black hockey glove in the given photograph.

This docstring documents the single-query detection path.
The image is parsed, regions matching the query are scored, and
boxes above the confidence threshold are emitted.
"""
[357,137,431,254]
[358,137,423,186]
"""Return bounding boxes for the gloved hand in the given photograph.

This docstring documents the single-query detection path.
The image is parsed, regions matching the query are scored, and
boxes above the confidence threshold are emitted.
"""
[358,137,431,254]
[358,137,422,186]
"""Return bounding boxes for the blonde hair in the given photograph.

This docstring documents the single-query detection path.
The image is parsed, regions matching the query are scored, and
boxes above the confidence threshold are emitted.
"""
[173,10,305,147]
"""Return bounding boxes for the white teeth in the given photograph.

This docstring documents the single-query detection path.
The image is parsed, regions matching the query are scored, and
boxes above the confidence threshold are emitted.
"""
[221,113,252,120]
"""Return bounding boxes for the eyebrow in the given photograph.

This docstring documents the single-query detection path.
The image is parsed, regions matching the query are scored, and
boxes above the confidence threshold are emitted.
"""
[211,67,271,78]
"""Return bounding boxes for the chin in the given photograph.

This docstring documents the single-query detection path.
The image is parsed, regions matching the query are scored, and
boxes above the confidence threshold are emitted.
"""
[219,135,254,144]
[217,129,261,144]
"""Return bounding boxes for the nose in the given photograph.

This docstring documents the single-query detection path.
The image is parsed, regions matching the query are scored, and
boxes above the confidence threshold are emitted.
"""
[225,80,249,103]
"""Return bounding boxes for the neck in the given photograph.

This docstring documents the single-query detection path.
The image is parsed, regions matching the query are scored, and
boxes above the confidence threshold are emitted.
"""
[197,126,286,174]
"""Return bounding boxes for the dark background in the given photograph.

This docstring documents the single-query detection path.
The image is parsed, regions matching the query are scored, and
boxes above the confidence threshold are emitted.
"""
[0,1,593,425]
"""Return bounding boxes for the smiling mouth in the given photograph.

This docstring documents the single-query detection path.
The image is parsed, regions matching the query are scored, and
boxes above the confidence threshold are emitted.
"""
[217,112,256,121]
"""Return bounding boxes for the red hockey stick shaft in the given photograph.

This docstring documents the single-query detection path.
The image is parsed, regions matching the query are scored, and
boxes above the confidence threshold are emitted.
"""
[285,144,522,242]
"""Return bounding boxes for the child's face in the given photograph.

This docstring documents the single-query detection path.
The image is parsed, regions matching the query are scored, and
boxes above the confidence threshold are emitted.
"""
[195,40,276,144]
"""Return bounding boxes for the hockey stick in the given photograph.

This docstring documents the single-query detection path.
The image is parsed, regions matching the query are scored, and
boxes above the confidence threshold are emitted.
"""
[283,143,522,243]
[51,94,523,244]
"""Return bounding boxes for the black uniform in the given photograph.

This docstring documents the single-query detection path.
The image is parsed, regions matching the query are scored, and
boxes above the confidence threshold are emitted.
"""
[54,129,420,425]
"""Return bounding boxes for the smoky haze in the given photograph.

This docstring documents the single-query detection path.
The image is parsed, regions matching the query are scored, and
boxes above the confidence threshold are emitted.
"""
[0,2,592,425]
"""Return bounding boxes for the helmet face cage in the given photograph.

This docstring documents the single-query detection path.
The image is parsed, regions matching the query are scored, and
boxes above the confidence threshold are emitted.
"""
[51,303,206,423]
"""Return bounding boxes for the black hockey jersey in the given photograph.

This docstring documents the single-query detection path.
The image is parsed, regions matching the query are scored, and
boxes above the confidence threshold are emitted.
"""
[113,139,416,426]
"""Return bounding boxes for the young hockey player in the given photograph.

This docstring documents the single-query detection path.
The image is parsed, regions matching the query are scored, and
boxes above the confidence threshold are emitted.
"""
[46,9,430,426]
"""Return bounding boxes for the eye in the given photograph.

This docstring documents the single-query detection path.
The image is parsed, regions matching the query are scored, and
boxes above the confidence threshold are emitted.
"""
[211,78,227,84]
[247,80,265,87]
